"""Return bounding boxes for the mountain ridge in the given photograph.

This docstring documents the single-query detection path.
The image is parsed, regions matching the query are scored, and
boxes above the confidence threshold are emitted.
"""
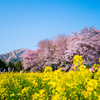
[0,48,27,63]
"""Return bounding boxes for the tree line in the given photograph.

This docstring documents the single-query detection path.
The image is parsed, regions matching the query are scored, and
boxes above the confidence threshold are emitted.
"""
[22,27,100,72]
[0,59,23,72]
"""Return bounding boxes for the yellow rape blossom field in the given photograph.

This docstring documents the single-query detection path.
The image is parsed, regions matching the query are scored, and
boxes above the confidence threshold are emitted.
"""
[0,55,100,100]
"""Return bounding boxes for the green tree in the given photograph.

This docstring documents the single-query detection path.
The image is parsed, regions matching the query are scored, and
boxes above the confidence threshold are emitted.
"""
[0,59,6,69]
[14,61,23,71]
[8,61,15,68]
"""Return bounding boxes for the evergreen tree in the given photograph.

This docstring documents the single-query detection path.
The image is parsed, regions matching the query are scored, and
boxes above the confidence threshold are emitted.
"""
[0,59,6,69]
[14,61,23,71]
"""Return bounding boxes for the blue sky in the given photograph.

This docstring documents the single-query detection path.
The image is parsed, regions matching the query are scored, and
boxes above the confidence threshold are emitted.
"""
[0,0,100,54]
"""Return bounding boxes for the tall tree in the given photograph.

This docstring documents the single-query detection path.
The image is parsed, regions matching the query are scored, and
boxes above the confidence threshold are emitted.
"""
[0,59,6,69]
[65,27,100,66]
[22,27,100,71]
[22,49,39,70]
[14,61,23,71]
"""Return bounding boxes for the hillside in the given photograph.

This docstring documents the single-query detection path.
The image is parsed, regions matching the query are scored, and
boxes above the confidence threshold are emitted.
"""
[0,48,27,63]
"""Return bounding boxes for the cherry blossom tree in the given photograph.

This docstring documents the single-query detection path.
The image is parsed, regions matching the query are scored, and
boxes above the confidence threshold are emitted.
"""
[37,39,54,67]
[22,27,100,71]
[65,27,100,67]
[52,34,68,67]
[37,34,68,68]
[22,49,39,70]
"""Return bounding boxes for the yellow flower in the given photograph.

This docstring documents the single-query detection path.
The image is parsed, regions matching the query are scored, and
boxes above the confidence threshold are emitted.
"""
[17,93,21,96]
[39,89,45,95]
[73,66,76,70]
[87,87,94,91]
[0,56,100,100]
[10,93,15,97]
[94,91,97,96]
[21,87,29,94]
[93,64,99,71]
[44,66,52,73]
[73,55,83,66]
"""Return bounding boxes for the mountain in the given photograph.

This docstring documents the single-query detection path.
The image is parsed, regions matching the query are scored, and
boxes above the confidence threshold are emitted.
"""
[0,48,27,63]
